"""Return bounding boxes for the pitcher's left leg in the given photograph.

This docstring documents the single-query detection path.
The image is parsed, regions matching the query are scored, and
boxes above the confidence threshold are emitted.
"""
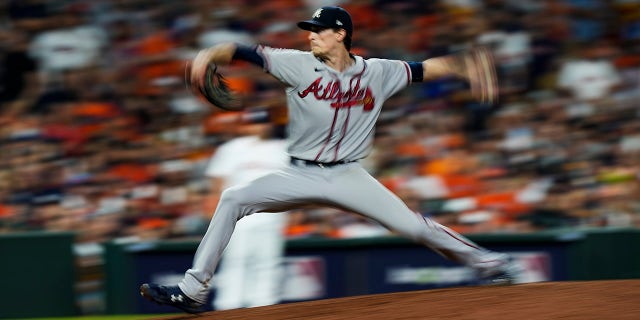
[326,164,509,273]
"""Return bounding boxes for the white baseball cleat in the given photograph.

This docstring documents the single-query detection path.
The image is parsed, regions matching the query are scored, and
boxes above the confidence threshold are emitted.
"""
[478,256,524,286]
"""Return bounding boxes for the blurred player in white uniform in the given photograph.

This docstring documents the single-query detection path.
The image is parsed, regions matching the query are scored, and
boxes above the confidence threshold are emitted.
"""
[205,110,288,310]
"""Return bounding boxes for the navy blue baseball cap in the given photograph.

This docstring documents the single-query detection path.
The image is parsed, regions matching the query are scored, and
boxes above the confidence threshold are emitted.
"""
[297,6,353,38]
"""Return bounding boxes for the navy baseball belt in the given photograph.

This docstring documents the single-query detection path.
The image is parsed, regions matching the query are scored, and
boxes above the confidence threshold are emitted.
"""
[290,157,356,168]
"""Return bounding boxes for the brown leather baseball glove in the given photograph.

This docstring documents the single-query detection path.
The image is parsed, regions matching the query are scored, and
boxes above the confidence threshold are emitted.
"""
[185,61,242,111]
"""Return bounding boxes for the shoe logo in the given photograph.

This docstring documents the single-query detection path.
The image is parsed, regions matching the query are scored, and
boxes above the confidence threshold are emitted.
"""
[171,294,184,303]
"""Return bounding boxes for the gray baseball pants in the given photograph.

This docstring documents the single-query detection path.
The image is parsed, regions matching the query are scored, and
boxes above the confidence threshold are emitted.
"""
[179,162,507,303]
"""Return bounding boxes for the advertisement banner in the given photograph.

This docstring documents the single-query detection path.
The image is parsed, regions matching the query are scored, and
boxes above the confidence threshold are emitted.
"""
[281,256,326,301]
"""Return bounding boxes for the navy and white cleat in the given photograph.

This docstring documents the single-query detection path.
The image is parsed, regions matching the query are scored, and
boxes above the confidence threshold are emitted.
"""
[140,283,204,314]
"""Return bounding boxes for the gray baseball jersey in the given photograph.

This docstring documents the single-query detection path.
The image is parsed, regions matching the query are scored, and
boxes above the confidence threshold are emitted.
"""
[178,46,512,304]
[260,47,410,162]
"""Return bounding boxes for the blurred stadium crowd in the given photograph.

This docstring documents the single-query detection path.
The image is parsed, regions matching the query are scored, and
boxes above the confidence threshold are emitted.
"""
[1,0,640,244]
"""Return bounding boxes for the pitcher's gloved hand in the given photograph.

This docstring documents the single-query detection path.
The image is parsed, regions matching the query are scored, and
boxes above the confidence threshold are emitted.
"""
[185,61,242,111]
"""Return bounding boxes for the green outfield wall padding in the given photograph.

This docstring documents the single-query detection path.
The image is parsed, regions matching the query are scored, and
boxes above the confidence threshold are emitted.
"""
[0,232,77,319]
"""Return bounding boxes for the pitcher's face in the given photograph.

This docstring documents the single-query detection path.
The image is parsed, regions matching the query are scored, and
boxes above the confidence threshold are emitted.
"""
[307,26,342,59]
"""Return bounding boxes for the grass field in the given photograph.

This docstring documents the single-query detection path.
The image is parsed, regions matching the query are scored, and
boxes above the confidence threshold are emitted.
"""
[23,316,159,320]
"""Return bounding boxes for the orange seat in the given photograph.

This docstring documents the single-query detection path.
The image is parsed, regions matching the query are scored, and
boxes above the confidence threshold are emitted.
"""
[440,174,484,198]
[108,163,155,183]
[395,142,427,158]
[138,217,170,230]
[72,102,120,118]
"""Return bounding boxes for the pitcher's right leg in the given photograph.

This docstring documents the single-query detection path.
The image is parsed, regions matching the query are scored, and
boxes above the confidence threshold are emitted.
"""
[178,166,328,304]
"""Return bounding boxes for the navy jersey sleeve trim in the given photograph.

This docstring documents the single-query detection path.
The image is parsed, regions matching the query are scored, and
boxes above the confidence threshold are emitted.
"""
[407,61,423,83]
[232,44,265,68]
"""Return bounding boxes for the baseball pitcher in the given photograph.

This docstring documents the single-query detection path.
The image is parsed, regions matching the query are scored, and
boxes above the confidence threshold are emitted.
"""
[141,6,517,314]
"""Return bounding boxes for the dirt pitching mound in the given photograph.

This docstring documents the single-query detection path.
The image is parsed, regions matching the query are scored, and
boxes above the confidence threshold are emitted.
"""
[155,279,640,320]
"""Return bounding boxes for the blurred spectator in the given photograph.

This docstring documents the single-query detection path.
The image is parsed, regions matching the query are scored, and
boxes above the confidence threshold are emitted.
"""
[0,29,39,117]
[613,0,640,41]
[477,10,533,93]
[556,43,623,102]
[6,0,51,34]
[28,8,107,80]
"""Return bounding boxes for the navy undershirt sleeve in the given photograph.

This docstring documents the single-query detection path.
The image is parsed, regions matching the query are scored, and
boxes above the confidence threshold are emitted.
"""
[407,61,423,82]
[232,44,265,68]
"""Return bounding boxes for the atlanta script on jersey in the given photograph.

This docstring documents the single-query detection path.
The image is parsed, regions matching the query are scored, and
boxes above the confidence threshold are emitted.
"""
[258,46,413,163]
